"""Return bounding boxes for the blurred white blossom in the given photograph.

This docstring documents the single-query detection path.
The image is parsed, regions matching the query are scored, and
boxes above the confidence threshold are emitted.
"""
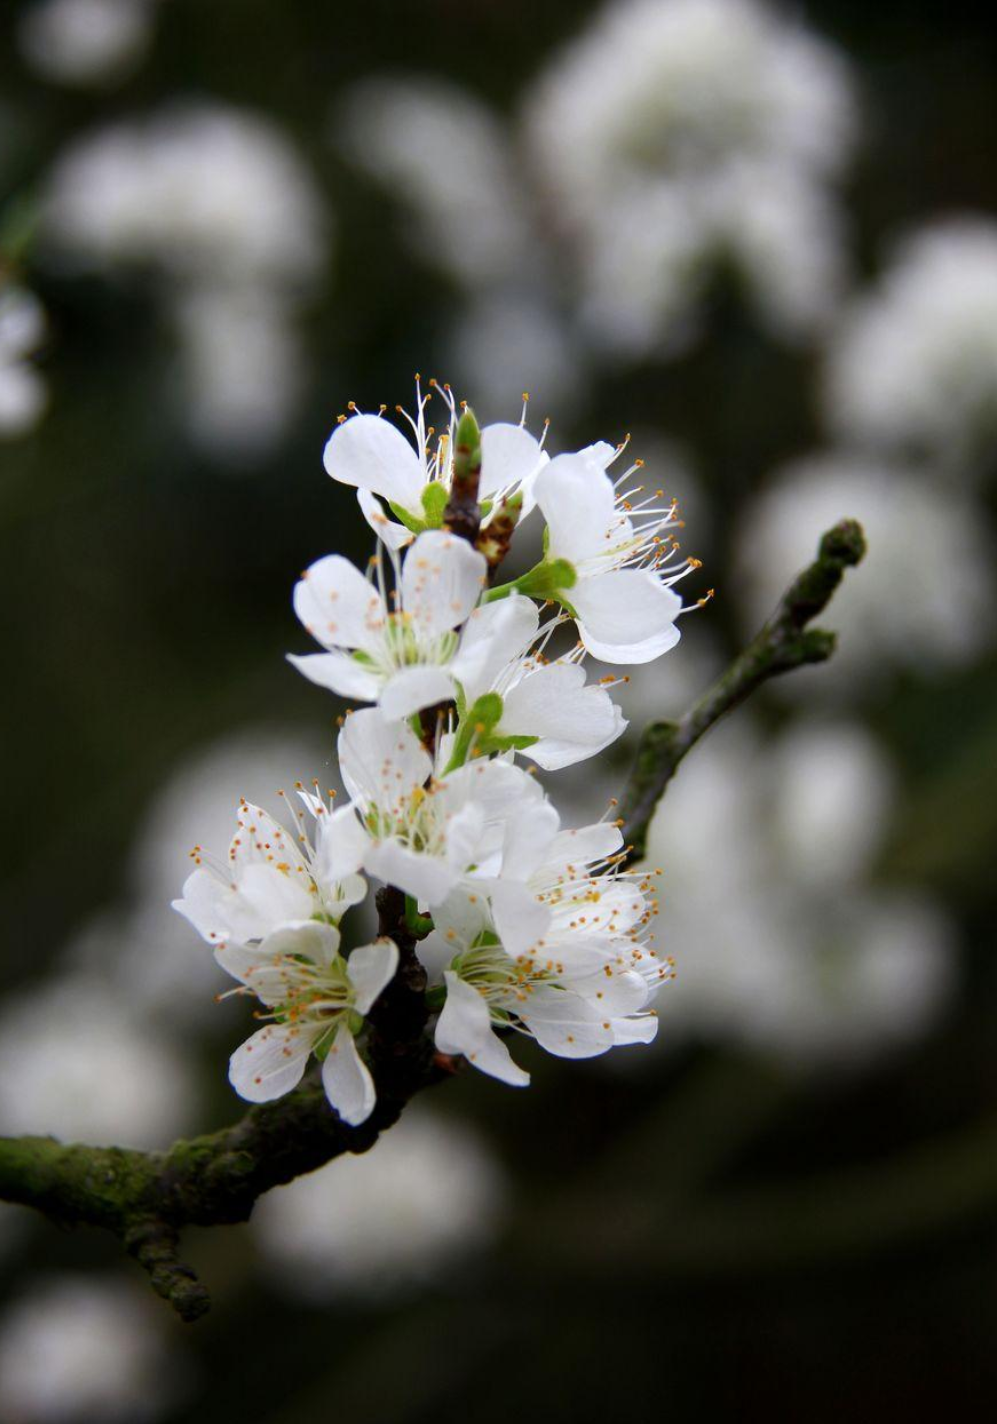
[340,78,532,288]
[735,455,996,695]
[172,284,304,459]
[824,218,997,472]
[644,718,955,1065]
[45,104,324,282]
[19,0,159,88]
[338,78,583,412]
[524,0,856,354]
[43,103,328,458]
[0,975,195,1147]
[0,1275,182,1423]
[0,284,47,437]
[450,292,580,417]
[253,1105,504,1298]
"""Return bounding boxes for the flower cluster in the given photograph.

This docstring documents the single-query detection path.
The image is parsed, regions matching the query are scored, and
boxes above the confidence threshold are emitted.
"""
[175,382,696,1124]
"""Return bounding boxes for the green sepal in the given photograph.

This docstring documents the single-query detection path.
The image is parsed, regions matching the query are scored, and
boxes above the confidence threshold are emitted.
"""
[388,500,428,534]
[443,691,505,772]
[425,984,447,1011]
[405,895,434,939]
[477,732,539,756]
[420,482,448,528]
[511,557,578,601]
[481,556,577,605]
[467,691,503,730]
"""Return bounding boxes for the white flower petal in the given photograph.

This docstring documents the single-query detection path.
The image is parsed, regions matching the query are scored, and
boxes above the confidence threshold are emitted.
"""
[321,1022,377,1125]
[479,422,547,501]
[540,823,624,881]
[569,966,651,1016]
[172,868,243,945]
[436,972,530,1086]
[401,530,487,639]
[365,839,458,906]
[498,800,561,882]
[312,802,369,885]
[416,928,456,985]
[450,595,539,705]
[323,412,425,514]
[518,987,614,1059]
[380,665,456,720]
[570,571,682,663]
[535,451,618,564]
[442,801,487,877]
[430,889,490,949]
[346,937,399,1014]
[229,1022,317,1103]
[286,651,382,701]
[524,703,627,771]
[293,554,386,655]
[500,662,626,767]
[237,862,315,931]
[611,1015,659,1046]
[488,878,551,958]
[338,709,432,816]
[357,486,414,550]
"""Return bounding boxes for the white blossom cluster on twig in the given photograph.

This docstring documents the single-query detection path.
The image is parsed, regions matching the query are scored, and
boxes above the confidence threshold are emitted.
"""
[174,381,705,1120]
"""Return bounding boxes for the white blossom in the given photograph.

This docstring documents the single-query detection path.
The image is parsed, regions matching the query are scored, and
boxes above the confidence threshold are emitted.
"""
[0,285,47,438]
[290,529,493,719]
[336,708,550,930]
[253,1103,503,1298]
[216,931,397,1124]
[420,824,667,1084]
[734,455,996,695]
[527,440,699,662]
[824,218,997,472]
[454,595,627,769]
[324,382,548,550]
[0,1275,182,1423]
[173,789,367,949]
[172,788,388,1121]
[19,0,159,88]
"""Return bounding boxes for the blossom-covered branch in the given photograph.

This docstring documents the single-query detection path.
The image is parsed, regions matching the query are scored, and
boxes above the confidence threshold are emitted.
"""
[0,381,864,1321]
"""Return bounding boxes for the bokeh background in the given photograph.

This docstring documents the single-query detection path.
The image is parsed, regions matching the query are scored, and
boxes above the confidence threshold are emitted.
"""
[2,1,997,1419]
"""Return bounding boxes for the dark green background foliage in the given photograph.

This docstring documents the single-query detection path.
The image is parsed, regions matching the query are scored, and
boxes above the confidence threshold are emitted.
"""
[2,2,997,1420]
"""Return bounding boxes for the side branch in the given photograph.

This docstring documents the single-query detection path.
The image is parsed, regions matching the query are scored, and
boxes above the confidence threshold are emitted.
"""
[619,520,866,859]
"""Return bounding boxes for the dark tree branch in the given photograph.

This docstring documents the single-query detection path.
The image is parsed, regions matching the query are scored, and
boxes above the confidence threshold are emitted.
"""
[443,407,482,545]
[0,887,441,1322]
[0,521,863,1320]
[619,520,866,860]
